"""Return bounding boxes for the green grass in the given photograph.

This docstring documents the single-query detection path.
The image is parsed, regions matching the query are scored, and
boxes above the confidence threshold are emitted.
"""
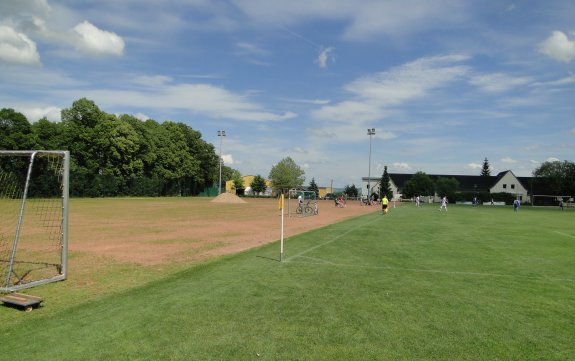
[1,205,573,360]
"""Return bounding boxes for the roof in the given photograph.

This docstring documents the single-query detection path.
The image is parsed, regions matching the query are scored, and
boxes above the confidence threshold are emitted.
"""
[364,171,533,193]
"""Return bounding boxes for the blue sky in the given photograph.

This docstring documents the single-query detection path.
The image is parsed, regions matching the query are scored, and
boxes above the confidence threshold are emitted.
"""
[1,0,574,188]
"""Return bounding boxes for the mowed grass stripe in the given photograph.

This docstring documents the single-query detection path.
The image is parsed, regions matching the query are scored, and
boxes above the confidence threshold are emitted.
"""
[1,205,573,360]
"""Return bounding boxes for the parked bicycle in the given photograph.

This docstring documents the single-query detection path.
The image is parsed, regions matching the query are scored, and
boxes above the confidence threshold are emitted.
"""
[296,201,315,215]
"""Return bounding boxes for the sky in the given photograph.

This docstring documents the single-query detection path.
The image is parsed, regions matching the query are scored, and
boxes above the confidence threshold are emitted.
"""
[1,0,574,188]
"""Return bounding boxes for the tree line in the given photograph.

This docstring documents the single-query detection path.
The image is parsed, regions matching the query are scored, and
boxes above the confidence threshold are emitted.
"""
[1,99,220,197]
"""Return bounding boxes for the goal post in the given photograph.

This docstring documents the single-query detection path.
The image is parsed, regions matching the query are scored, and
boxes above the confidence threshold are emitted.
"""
[0,150,69,292]
[531,194,573,207]
[288,189,317,218]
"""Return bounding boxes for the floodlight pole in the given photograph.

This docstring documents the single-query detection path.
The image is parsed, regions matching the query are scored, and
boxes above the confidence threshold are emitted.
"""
[217,130,226,195]
[367,128,375,199]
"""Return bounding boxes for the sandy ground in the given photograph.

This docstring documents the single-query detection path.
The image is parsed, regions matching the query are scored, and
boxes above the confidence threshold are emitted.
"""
[69,197,381,267]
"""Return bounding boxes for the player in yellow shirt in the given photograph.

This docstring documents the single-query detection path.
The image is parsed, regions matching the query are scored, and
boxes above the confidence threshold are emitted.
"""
[382,195,389,215]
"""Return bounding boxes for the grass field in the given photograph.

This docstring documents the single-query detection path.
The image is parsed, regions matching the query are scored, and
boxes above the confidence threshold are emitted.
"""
[1,202,573,360]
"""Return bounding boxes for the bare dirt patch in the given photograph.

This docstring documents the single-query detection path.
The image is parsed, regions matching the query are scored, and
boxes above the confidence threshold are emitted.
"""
[69,198,380,267]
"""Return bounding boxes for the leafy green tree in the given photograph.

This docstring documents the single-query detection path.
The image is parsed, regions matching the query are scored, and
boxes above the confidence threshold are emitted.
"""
[402,171,435,198]
[7,98,224,197]
[153,121,201,195]
[532,160,575,196]
[61,99,107,195]
[31,117,66,150]
[435,177,459,202]
[233,172,244,191]
[481,158,491,176]
[250,175,267,195]
[308,178,319,198]
[0,108,35,150]
[379,166,393,200]
[268,157,305,194]
[344,184,358,198]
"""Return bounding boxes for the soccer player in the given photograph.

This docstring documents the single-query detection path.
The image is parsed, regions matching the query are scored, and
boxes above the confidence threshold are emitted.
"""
[382,195,389,215]
[439,196,448,211]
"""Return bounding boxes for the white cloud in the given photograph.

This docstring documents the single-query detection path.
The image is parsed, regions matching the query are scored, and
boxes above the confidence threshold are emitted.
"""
[536,74,575,87]
[0,25,40,64]
[232,0,468,41]
[58,78,296,122]
[467,163,482,170]
[469,73,531,93]
[500,156,516,164]
[282,98,331,105]
[546,157,560,162]
[391,162,411,171]
[134,112,150,121]
[132,75,173,87]
[538,31,575,63]
[19,106,61,122]
[313,54,469,122]
[235,42,269,56]
[222,154,234,164]
[341,1,468,41]
[71,21,124,56]
[315,46,335,68]
[234,41,270,65]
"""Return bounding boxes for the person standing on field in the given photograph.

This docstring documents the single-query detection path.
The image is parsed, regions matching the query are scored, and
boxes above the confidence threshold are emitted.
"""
[439,196,448,211]
[513,199,520,212]
[415,195,420,207]
[382,195,389,215]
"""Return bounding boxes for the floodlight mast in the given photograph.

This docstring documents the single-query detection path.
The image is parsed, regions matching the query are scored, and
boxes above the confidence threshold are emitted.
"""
[217,130,226,195]
[367,128,375,199]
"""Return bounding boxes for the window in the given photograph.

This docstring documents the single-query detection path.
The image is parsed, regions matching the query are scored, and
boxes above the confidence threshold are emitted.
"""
[511,184,515,189]
[503,184,507,189]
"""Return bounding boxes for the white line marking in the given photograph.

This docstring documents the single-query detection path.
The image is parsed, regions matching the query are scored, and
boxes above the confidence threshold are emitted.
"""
[554,231,575,240]
[287,258,575,283]
[286,216,378,262]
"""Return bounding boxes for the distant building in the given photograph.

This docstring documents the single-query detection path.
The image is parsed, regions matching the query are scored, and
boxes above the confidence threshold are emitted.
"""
[362,170,531,202]
[226,175,273,196]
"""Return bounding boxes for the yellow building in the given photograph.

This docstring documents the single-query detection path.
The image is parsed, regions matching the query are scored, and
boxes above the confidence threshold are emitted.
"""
[225,175,273,196]
[318,187,333,199]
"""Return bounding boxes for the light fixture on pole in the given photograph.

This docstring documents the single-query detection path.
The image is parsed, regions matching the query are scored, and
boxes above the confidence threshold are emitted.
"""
[367,128,375,199]
[217,130,226,195]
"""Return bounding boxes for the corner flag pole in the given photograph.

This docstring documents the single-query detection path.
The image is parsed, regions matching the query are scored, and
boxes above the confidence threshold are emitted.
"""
[279,193,285,262]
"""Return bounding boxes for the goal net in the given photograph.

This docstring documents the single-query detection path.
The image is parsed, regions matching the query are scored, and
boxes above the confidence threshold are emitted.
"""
[288,189,318,218]
[532,195,573,207]
[0,150,69,292]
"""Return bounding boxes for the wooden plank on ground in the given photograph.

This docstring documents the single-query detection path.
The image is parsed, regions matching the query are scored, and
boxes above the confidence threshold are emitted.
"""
[1,293,43,311]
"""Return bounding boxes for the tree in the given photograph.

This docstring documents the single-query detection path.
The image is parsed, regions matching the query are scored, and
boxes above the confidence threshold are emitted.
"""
[344,184,359,198]
[379,166,393,200]
[0,108,36,150]
[268,157,305,194]
[250,175,267,195]
[401,171,435,198]
[31,117,66,150]
[532,160,575,196]
[481,158,491,176]
[435,177,459,202]
[232,172,244,192]
[308,178,319,198]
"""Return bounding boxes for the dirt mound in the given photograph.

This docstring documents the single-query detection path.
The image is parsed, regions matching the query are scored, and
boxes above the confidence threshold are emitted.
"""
[211,192,247,203]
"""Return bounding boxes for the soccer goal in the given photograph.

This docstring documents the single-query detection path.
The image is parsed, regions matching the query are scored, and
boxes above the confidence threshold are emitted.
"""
[0,150,69,292]
[288,189,317,218]
[532,195,573,207]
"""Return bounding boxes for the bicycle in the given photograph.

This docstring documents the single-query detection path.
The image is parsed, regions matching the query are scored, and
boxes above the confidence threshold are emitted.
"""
[296,201,314,215]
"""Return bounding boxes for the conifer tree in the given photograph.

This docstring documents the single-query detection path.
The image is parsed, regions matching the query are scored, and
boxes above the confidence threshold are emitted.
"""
[481,158,491,176]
